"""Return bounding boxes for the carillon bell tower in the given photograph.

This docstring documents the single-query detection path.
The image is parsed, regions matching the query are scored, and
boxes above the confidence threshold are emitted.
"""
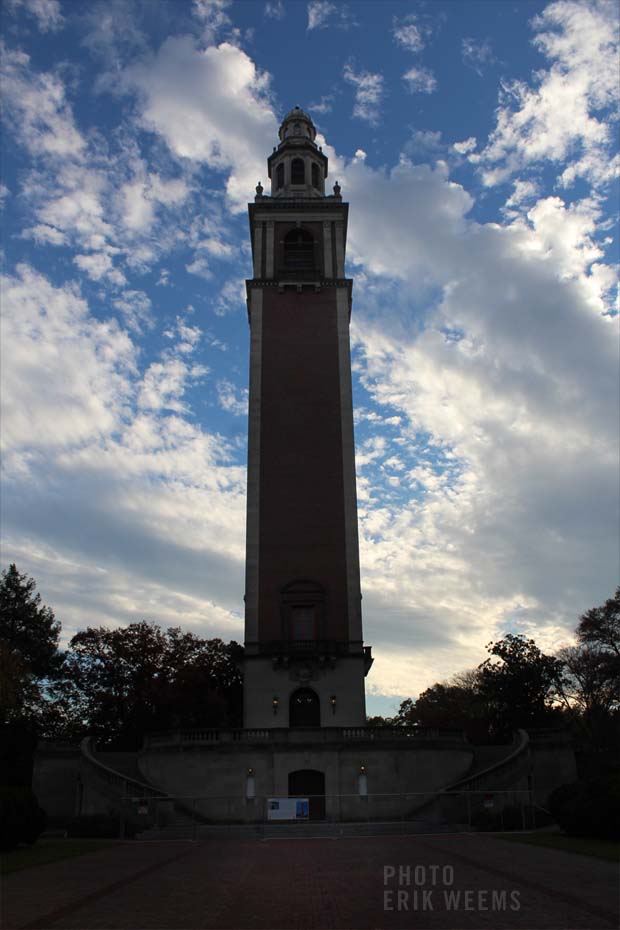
[243,107,372,729]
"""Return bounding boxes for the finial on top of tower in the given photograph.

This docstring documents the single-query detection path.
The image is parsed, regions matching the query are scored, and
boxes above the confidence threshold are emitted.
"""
[279,105,316,143]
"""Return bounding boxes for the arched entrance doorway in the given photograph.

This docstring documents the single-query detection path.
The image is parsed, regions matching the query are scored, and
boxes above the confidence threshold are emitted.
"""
[289,687,320,727]
[288,769,325,821]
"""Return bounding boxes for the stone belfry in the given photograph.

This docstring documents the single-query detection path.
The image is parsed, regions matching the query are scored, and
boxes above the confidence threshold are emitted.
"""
[243,106,372,729]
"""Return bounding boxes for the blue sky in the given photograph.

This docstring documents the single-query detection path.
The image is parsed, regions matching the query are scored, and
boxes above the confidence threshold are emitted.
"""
[1,0,618,717]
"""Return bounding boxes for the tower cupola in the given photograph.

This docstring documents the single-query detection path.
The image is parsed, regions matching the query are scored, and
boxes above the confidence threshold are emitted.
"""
[267,106,328,199]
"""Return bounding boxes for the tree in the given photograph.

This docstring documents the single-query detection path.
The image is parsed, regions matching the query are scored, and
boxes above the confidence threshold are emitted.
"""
[393,670,491,742]
[576,587,620,658]
[555,643,618,749]
[366,714,392,727]
[552,589,620,751]
[57,621,243,747]
[0,565,61,679]
[0,566,63,731]
[477,634,563,737]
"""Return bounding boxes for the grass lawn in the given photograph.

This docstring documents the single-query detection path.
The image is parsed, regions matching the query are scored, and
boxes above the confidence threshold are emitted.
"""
[1,838,120,874]
[497,831,619,862]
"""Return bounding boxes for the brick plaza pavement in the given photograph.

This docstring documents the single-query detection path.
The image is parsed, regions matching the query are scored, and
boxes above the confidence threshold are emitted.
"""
[2,833,618,930]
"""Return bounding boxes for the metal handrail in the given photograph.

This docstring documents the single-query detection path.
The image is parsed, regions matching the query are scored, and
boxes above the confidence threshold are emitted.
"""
[80,737,166,798]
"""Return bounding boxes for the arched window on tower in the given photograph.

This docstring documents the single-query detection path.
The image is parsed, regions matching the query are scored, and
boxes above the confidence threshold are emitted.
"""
[276,163,284,190]
[291,158,305,185]
[283,229,314,272]
[311,163,319,189]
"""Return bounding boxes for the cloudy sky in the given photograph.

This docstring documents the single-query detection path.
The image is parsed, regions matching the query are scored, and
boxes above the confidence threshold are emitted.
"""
[1,0,618,716]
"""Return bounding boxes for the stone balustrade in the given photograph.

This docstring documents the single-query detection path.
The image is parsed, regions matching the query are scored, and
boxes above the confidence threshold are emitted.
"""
[143,726,466,750]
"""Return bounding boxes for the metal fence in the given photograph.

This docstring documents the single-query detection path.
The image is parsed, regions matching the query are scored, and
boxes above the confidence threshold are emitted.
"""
[119,789,544,840]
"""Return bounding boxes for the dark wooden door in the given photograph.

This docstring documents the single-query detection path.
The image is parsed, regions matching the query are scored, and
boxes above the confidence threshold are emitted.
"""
[288,769,326,821]
[289,687,320,727]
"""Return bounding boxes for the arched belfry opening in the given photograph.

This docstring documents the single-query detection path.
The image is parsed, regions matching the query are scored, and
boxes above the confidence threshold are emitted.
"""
[289,688,320,727]
[283,228,314,273]
[291,157,305,185]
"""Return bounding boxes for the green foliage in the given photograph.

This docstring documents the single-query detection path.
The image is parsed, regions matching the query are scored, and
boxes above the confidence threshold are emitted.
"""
[548,771,620,840]
[555,644,619,750]
[477,634,563,737]
[57,621,244,747]
[576,587,620,657]
[0,565,62,729]
[393,675,491,742]
[550,588,620,752]
[0,565,61,679]
[0,786,47,851]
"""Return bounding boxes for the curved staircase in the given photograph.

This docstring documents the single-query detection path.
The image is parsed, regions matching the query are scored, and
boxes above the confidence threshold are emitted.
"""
[79,729,534,838]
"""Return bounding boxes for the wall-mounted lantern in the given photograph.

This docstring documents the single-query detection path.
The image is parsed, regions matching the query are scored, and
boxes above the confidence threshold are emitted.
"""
[329,694,337,715]
[358,764,368,797]
[272,696,279,715]
[246,767,255,800]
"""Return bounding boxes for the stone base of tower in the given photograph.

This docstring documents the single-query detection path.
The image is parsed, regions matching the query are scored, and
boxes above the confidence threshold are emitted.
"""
[137,728,476,824]
[242,649,372,728]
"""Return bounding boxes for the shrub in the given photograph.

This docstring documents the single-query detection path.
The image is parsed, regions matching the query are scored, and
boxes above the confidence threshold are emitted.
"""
[548,772,620,840]
[0,786,47,851]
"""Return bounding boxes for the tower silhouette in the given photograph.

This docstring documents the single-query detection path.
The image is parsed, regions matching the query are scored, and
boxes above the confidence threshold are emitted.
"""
[243,107,373,728]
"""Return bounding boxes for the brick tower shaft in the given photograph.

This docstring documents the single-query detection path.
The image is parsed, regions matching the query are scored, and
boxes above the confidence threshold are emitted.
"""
[243,107,372,729]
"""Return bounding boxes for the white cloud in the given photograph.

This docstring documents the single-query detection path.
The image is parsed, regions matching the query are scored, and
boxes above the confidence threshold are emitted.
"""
[138,358,207,413]
[392,15,424,52]
[1,264,247,639]
[453,137,477,155]
[81,0,146,62]
[1,46,86,158]
[74,251,126,286]
[0,264,135,456]
[8,0,63,32]
[403,66,437,95]
[474,0,620,189]
[309,95,334,114]
[213,278,246,316]
[22,222,66,244]
[343,63,385,125]
[264,0,285,19]
[307,1,334,29]
[314,142,620,689]
[461,37,496,76]
[217,380,249,416]
[307,1,357,30]
[112,290,153,333]
[2,48,199,285]
[192,0,234,42]
[122,39,276,212]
